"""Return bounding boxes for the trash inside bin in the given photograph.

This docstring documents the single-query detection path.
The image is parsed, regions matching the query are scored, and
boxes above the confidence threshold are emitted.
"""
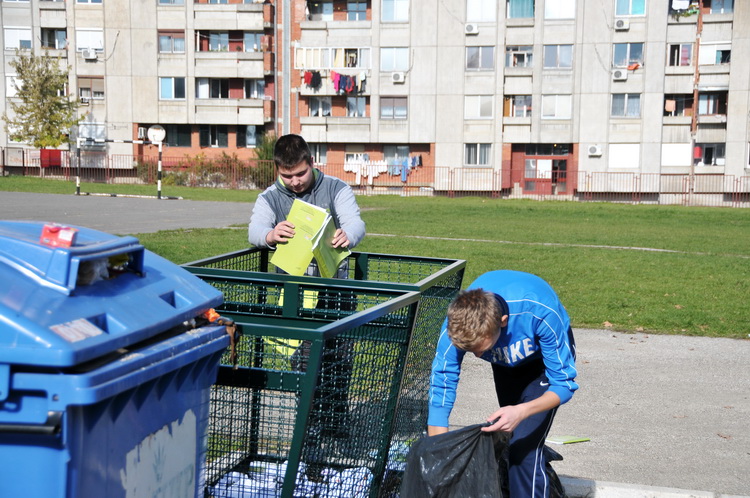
[0,221,231,498]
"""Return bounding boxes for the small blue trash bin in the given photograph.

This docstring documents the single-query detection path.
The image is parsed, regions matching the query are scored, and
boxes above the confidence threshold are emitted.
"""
[0,221,230,498]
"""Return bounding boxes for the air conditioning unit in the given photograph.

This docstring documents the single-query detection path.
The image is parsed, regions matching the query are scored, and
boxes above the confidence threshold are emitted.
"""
[465,23,479,35]
[82,49,98,61]
[612,69,628,81]
[614,18,630,30]
[391,72,406,84]
[587,145,603,157]
[137,127,147,140]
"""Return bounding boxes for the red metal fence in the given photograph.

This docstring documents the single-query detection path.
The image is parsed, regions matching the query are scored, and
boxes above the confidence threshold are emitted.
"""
[6,151,750,208]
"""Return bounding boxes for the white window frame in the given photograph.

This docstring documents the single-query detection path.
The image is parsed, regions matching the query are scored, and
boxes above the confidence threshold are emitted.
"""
[506,0,534,19]
[295,47,371,70]
[346,96,367,117]
[698,42,731,65]
[158,0,184,5]
[541,94,571,119]
[244,32,262,52]
[76,0,102,4]
[465,95,493,119]
[310,143,328,164]
[505,45,533,68]
[505,95,532,117]
[467,0,496,22]
[4,28,32,50]
[347,1,367,20]
[694,143,726,166]
[382,0,409,22]
[466,46,495,71]
[464,143,491,167]
[158,31,185,53]
[160,77,186,100]
[384,145,410,165]
[75,29,104,52]
[41,29,67,50]
[613,42,644,68]
[544,0,575,19]
[697,92,727,115]
[611,93,641,118]
[244,79,265,99]
[380,96,407,119]
[616,0,646,16]
[706,0,733,14]
[668,43,692,67]
[380,47,409,72]
[543,44,573,69]
[309,96,332,117]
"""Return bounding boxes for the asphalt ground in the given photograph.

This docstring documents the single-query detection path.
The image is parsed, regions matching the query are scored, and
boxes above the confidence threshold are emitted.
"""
[1,192,749,497]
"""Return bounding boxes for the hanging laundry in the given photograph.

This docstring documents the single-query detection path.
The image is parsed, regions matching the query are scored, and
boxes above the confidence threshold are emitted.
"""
[304,71,313,86]
[310,70,322,88]
[346,75,356,94]
[331,71,340,92]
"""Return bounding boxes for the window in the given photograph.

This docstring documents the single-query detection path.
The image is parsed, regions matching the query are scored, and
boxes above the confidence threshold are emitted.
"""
[544,0,575,19]
[616,0,645,16]
[78,77,104,101]
[160,77,186,100]
[611,93,641,117]
[663,94,694,116]
[543,45,572,68]
[196,78,229,99]
[466,95,493,119]
[705,0,733,14]
[694,143,725,166]
[76,0,102,4]
[75,29,104,52]
[244,32,262,52]
[380,47,409,71]
[503,95,531,117]
[466,46,494,70]
[310,143,328,164]
[309,96,331,117]
[308,1,333,21]
[526,143,570,155]
[507,0,534,18]
[699,43,731,65]
[41,29,67,50]
[347,1,367,20]
[613,43,644,67]
[164,124,191,147]
[467,0,496,21]
[668,43,692,66]
[505,46,533,67]
[541,95,571,119]
[295,47,371,70]
[159,0,184,5]
[199,125,228,147]
[209,32,229,52]
[380,97,407,119]
[159,31,185,53]
[237,125,260,148]
[382,0,408,22]
[346,96,367,117]
[4,28,32,50]
[465,143,491,167]
[384,145,410,165]
[244,79,265,99]
[698,92,727,115]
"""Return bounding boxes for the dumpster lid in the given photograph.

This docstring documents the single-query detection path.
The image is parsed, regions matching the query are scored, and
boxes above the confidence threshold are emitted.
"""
[0,221,223,367]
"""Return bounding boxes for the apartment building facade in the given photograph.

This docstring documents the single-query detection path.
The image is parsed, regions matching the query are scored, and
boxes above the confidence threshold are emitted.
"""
[2,0,748,197]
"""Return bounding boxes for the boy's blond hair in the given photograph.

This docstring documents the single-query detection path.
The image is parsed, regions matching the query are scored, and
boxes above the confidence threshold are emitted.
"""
[447,289,504,351]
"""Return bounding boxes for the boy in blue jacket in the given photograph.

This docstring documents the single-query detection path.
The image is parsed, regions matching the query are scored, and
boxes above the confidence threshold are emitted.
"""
[428,270,578,497]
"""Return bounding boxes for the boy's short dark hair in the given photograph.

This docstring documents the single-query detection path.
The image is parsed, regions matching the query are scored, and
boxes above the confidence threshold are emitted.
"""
[274,134,313,171]
[447,289,504,351]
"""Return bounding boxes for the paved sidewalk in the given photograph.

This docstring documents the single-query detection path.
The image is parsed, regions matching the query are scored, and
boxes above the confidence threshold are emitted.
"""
[2,192,749,497]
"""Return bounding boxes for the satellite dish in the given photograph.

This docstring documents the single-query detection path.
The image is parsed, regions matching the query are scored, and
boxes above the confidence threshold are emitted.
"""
[147,124,166,143]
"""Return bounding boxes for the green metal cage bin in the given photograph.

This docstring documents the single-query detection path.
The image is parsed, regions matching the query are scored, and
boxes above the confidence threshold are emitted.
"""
[183,250,466,497]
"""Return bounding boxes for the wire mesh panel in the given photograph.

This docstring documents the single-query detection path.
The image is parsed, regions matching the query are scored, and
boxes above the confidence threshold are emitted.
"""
[184,252,466,498]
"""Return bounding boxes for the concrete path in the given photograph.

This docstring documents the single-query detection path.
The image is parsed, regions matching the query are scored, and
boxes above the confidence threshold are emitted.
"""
[2,191,748,497]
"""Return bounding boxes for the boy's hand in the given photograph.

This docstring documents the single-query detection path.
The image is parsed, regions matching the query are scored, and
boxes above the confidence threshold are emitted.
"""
[267,221,295,246]
[331,228,350,248]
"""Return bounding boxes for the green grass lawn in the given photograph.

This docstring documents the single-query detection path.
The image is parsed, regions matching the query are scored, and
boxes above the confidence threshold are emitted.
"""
[3,177,749,339]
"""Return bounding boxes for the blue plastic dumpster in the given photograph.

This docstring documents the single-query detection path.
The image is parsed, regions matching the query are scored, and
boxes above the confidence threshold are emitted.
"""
[0,221,231,498]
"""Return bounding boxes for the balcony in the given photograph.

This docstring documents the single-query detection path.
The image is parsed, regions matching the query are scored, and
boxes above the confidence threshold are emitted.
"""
[194,51,266,78]
[193,3,266,30]
[194,98,266,125]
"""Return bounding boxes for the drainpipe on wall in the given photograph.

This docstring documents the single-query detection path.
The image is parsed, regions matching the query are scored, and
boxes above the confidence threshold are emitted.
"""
[689,0,704,203]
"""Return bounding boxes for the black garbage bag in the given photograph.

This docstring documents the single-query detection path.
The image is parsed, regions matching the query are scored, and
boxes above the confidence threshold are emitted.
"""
[400,424,510,498]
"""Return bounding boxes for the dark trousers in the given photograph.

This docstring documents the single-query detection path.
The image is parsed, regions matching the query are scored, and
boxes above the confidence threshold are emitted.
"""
[492,359,556,498]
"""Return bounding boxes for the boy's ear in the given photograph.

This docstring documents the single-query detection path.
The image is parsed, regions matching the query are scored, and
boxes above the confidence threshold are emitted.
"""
[500,315,509,328]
